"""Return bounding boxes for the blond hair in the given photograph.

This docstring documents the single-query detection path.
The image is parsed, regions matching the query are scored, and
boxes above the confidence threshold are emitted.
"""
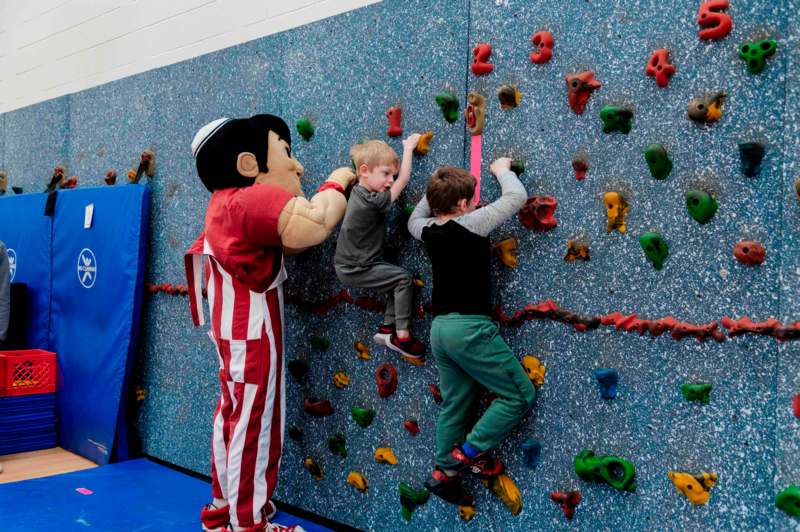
[350,140,399,173]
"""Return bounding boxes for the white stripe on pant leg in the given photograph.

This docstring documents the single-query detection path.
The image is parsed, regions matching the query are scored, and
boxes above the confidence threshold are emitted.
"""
[218,266,235,339]
[226,382,258,529]
[278,286,286,466]
[212,395,228,498]
[206,261,216,326]
[250,297,278,522]
[228,340,247,383]
[248,291,265,340]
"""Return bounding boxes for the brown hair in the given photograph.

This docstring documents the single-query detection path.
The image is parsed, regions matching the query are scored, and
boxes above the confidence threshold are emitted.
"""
[426,166,476,215]
[350,140,399,174]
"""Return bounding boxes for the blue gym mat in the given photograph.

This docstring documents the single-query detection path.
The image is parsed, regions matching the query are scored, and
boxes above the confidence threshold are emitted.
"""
[0,458,332,531]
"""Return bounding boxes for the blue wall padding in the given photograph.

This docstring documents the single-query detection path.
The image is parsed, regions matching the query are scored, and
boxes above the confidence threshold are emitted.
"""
[0,194,52,349]
[49,186,149,465]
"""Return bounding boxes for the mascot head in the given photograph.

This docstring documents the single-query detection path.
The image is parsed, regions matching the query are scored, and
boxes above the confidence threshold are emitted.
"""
[192,114,305,196]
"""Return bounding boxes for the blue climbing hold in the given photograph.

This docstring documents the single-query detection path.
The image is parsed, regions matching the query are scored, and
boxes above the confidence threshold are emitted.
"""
[522,438,542,468]
[594,368,619,399]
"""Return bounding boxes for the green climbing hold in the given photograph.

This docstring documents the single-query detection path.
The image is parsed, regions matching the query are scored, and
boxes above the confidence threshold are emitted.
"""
[296,118,315,142]
[775,485,800,517]
[685,190,718,224]
[600,105,633,134]
[510,160,525,176]
[574,450,637,492]
[639,232,669,270]
[681,382,712,404]
[435,91,460,124]
[310,335,330,350]
[644,144,672,180]
[403,205,415,216]
[739,39,777,75]
[351,406,376,428]
[327,433,347,458]
[399,482,430,521]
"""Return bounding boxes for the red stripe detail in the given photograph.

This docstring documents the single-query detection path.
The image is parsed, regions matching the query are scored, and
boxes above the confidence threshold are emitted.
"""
[210,397,223,499]
[264,289,284,500]
[209,258,224,340]
[184,253,201,326]
[227,382,246,520]
[235,373,269,526]
[231,278,251,339]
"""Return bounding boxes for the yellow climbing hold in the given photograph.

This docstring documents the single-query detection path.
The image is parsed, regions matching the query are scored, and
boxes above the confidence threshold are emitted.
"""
[354,340,370,360]
[458,505,477,521]
[493,238,518,268]
[414,131,434,155]
[303,458,324,481]
[482,474,522,515]
[521,355,546,387]
[374,447,398,465]
[412,277,425,288]
[347,471,369,493]
[332,371,350,389]
[667,471,717,505]
[603,191,629,234]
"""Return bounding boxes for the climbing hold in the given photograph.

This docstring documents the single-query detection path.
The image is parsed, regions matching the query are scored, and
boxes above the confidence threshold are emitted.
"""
[644,144,673,180]
[519,196,557,231]
[522,438,542,468]
[795,178,800,202]
[61,175,78,189]
[482,474,522,515]
[303,457,324,481]
[104,170,117,185]
[375,447,398,465]
[530,31,554,64]
[572,155,589,181]
[404,419,421,436]
[793,393,800,418]
[471,43,494,75]
[734,241,766,266]
[310,335,330,350]
[776,485,800,517]
[46,165,66,192]
[521,356,546,387]
[288,359,310,382]
[0,171,6,195]
[688,92,725,125]
[565,240,590,262]
[550,490,581,520]
[375,362,398,399]
[386,106,403,138]
[351,406,376,428]
[739,142,765,177]
[465,92,486,136]
[354,340,371,360]
[126,169,137,182]
[686,190,718,224]
[458,505,477,521]
[328,434,347,458]
[594,368,619,399]
[640,232,669,270]
[680,382,712,404]
[296,118,315,142]
[574,450,637,492]
[603,192,629,234]
[600,105,633,134]
[435,91,460,124]
[399,483,430,521]
[415,131,434,155]
[347,471,368,493]
[697,0,732,41]
[304,397,334,417]
[493,237,518,268]
[739,38,777,74]
[510,160,525,176]
[332,371,350,389]
[288,426,303,442]
[130,150,156,184]
[645,48,676,88]
[498,84,521,110]
[565,71,601,115]
[668,471,718,505]
[429,383,443,405]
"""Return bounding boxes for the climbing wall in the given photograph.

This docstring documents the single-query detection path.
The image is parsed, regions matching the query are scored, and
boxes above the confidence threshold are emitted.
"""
[1,0,799,529]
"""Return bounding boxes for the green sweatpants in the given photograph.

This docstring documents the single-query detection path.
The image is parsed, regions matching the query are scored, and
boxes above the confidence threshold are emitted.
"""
[431,314,536,469]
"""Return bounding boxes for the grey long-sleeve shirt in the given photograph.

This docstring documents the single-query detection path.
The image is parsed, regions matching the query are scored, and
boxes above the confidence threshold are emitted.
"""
[0,241,10,341]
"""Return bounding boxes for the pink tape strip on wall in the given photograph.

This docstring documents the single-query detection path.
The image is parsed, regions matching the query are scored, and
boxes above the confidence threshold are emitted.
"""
[470,134,482,205]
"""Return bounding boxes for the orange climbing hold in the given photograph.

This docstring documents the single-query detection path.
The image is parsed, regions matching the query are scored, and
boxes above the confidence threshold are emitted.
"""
[414,131,434,155]
[493,238,518,268]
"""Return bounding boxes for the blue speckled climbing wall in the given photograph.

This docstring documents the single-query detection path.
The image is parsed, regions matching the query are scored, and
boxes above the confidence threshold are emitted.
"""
[1,0,799,530]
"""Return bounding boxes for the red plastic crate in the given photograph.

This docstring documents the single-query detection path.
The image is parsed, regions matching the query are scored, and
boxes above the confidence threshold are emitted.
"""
[0,350,56,397]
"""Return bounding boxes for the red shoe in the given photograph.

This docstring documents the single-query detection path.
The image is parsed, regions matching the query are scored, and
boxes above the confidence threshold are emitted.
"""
[452,446,505,478]
[202,502,277,531]
[372,324,395,346]
[424,468,474,506]
[387,333,426,364]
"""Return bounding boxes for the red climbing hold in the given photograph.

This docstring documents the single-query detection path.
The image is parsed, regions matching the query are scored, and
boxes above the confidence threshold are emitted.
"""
[572,156,589,180]
[645,48,676,88]
[565,71,601,115]
[733,241,766,266]
[429,383,443,405]
[375,362,398,399]
[530,31,554,65]
[550,490,581,520]
[386,107,403,137]
[697,0,732,41]
[793,394,800,419]
[404,419,421,436]
[303,397,334,417]
[518,195,558,231]
[471,43,494,75]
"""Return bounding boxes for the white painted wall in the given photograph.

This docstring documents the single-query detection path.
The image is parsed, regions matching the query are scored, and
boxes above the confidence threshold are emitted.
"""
[0,0,379,113]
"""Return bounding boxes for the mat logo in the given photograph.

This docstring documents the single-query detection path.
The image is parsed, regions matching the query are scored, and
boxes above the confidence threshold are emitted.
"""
[7,248,16,282]
[77,248,97,288]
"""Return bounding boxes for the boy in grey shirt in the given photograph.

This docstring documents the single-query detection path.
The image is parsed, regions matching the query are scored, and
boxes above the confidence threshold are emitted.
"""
[335,135,425,363]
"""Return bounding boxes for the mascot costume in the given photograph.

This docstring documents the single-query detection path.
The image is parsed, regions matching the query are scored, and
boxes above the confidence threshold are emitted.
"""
[185,115,355,532]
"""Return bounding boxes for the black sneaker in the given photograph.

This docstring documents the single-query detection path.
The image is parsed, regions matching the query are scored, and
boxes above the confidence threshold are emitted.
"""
[452,446,505,478]
[424,468,475,506]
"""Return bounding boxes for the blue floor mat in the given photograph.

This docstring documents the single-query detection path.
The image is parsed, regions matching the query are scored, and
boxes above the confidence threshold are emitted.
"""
[0,458,331,532]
